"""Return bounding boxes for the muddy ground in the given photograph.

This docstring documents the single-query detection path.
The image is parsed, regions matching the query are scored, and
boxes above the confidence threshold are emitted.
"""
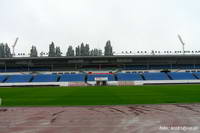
[0,104,200,133]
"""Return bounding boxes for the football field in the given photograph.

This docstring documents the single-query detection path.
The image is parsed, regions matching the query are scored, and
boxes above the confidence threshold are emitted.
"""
[0,84,200,106]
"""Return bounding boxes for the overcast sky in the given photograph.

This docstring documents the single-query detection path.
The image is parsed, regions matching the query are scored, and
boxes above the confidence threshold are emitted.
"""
[0,0,200,55]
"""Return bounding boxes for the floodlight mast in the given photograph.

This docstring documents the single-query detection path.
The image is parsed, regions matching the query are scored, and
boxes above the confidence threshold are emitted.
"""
[178,34,185,55]
[12,37,19,56]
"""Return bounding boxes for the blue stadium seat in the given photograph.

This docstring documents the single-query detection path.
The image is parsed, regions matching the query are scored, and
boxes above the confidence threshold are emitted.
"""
[176,64,194,69]
[5,75,32,83]
[32,74,58,82]
[0,68,49,72]
[143,72,169,80]
[195,65,200,69]
[123,65,147,70]
[0,75,7,82]
[149,65,171,70]
[59,74,85,82]
[116,73,143,81]
[87,74,115,81]
[168,72,197,80]
[29,68,49,71]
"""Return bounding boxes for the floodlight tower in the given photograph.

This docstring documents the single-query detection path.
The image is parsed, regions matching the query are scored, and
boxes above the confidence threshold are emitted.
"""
[178,34,185,55]
[12,37,19,56]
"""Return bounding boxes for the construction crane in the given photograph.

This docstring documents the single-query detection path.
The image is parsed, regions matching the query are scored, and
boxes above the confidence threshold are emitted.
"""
[177,34,185,55]
[12,37,19,56]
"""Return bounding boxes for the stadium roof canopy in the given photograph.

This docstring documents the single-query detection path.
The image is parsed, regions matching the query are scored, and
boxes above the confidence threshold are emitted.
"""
[0,55,200,71]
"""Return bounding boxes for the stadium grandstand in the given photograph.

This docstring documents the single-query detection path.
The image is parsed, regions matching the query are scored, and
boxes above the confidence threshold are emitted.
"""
[0,55,200,86]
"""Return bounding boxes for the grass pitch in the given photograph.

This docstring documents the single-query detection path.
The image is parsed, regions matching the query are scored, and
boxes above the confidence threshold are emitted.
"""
[0,85,200,106]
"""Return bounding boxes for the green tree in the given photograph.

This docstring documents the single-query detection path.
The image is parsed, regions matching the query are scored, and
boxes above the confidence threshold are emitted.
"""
[90,48,102,56]
[85,44,90,56]
[4,43,12,58]
[66,45,75,56]
[30,45,38,57]
[55,46,62,57]
[76,43,90,56]
[80,43,85,56]
[0,43,12,58]
[98,49,102,56]
[93,49,99,56]
[75,46,81,56]
[76,43,102,56]
[48,42,56,57]
[90,49,94,56]
[0,43,5,58]
[104,40,113,56]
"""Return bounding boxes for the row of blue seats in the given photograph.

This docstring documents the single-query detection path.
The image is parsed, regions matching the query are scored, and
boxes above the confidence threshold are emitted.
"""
[0,72,200,83]
[0,74,85,83]
[0,68,50,72]
[0,74,113,83]
[1,64,200,73]
[117,72,199,80]
[123,65,200,70]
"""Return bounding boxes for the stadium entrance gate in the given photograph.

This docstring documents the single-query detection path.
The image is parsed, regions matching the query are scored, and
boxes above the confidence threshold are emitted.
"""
[95,77,108,86]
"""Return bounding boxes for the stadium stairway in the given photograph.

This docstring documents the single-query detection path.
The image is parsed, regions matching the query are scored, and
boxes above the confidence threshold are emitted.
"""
[0,75,8,83]
[166,73,173,80]
[140,74,146,80]
[57,75,61,82]
[114,74,118,81]
[193,72,200,79]
[29,76,34,82]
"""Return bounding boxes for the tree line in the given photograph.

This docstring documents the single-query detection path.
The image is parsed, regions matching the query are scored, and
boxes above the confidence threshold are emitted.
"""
[0,43,12,58]
[0,40,113,58]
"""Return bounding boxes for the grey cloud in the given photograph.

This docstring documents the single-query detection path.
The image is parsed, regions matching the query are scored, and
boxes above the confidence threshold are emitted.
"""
[0,0,200,54]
